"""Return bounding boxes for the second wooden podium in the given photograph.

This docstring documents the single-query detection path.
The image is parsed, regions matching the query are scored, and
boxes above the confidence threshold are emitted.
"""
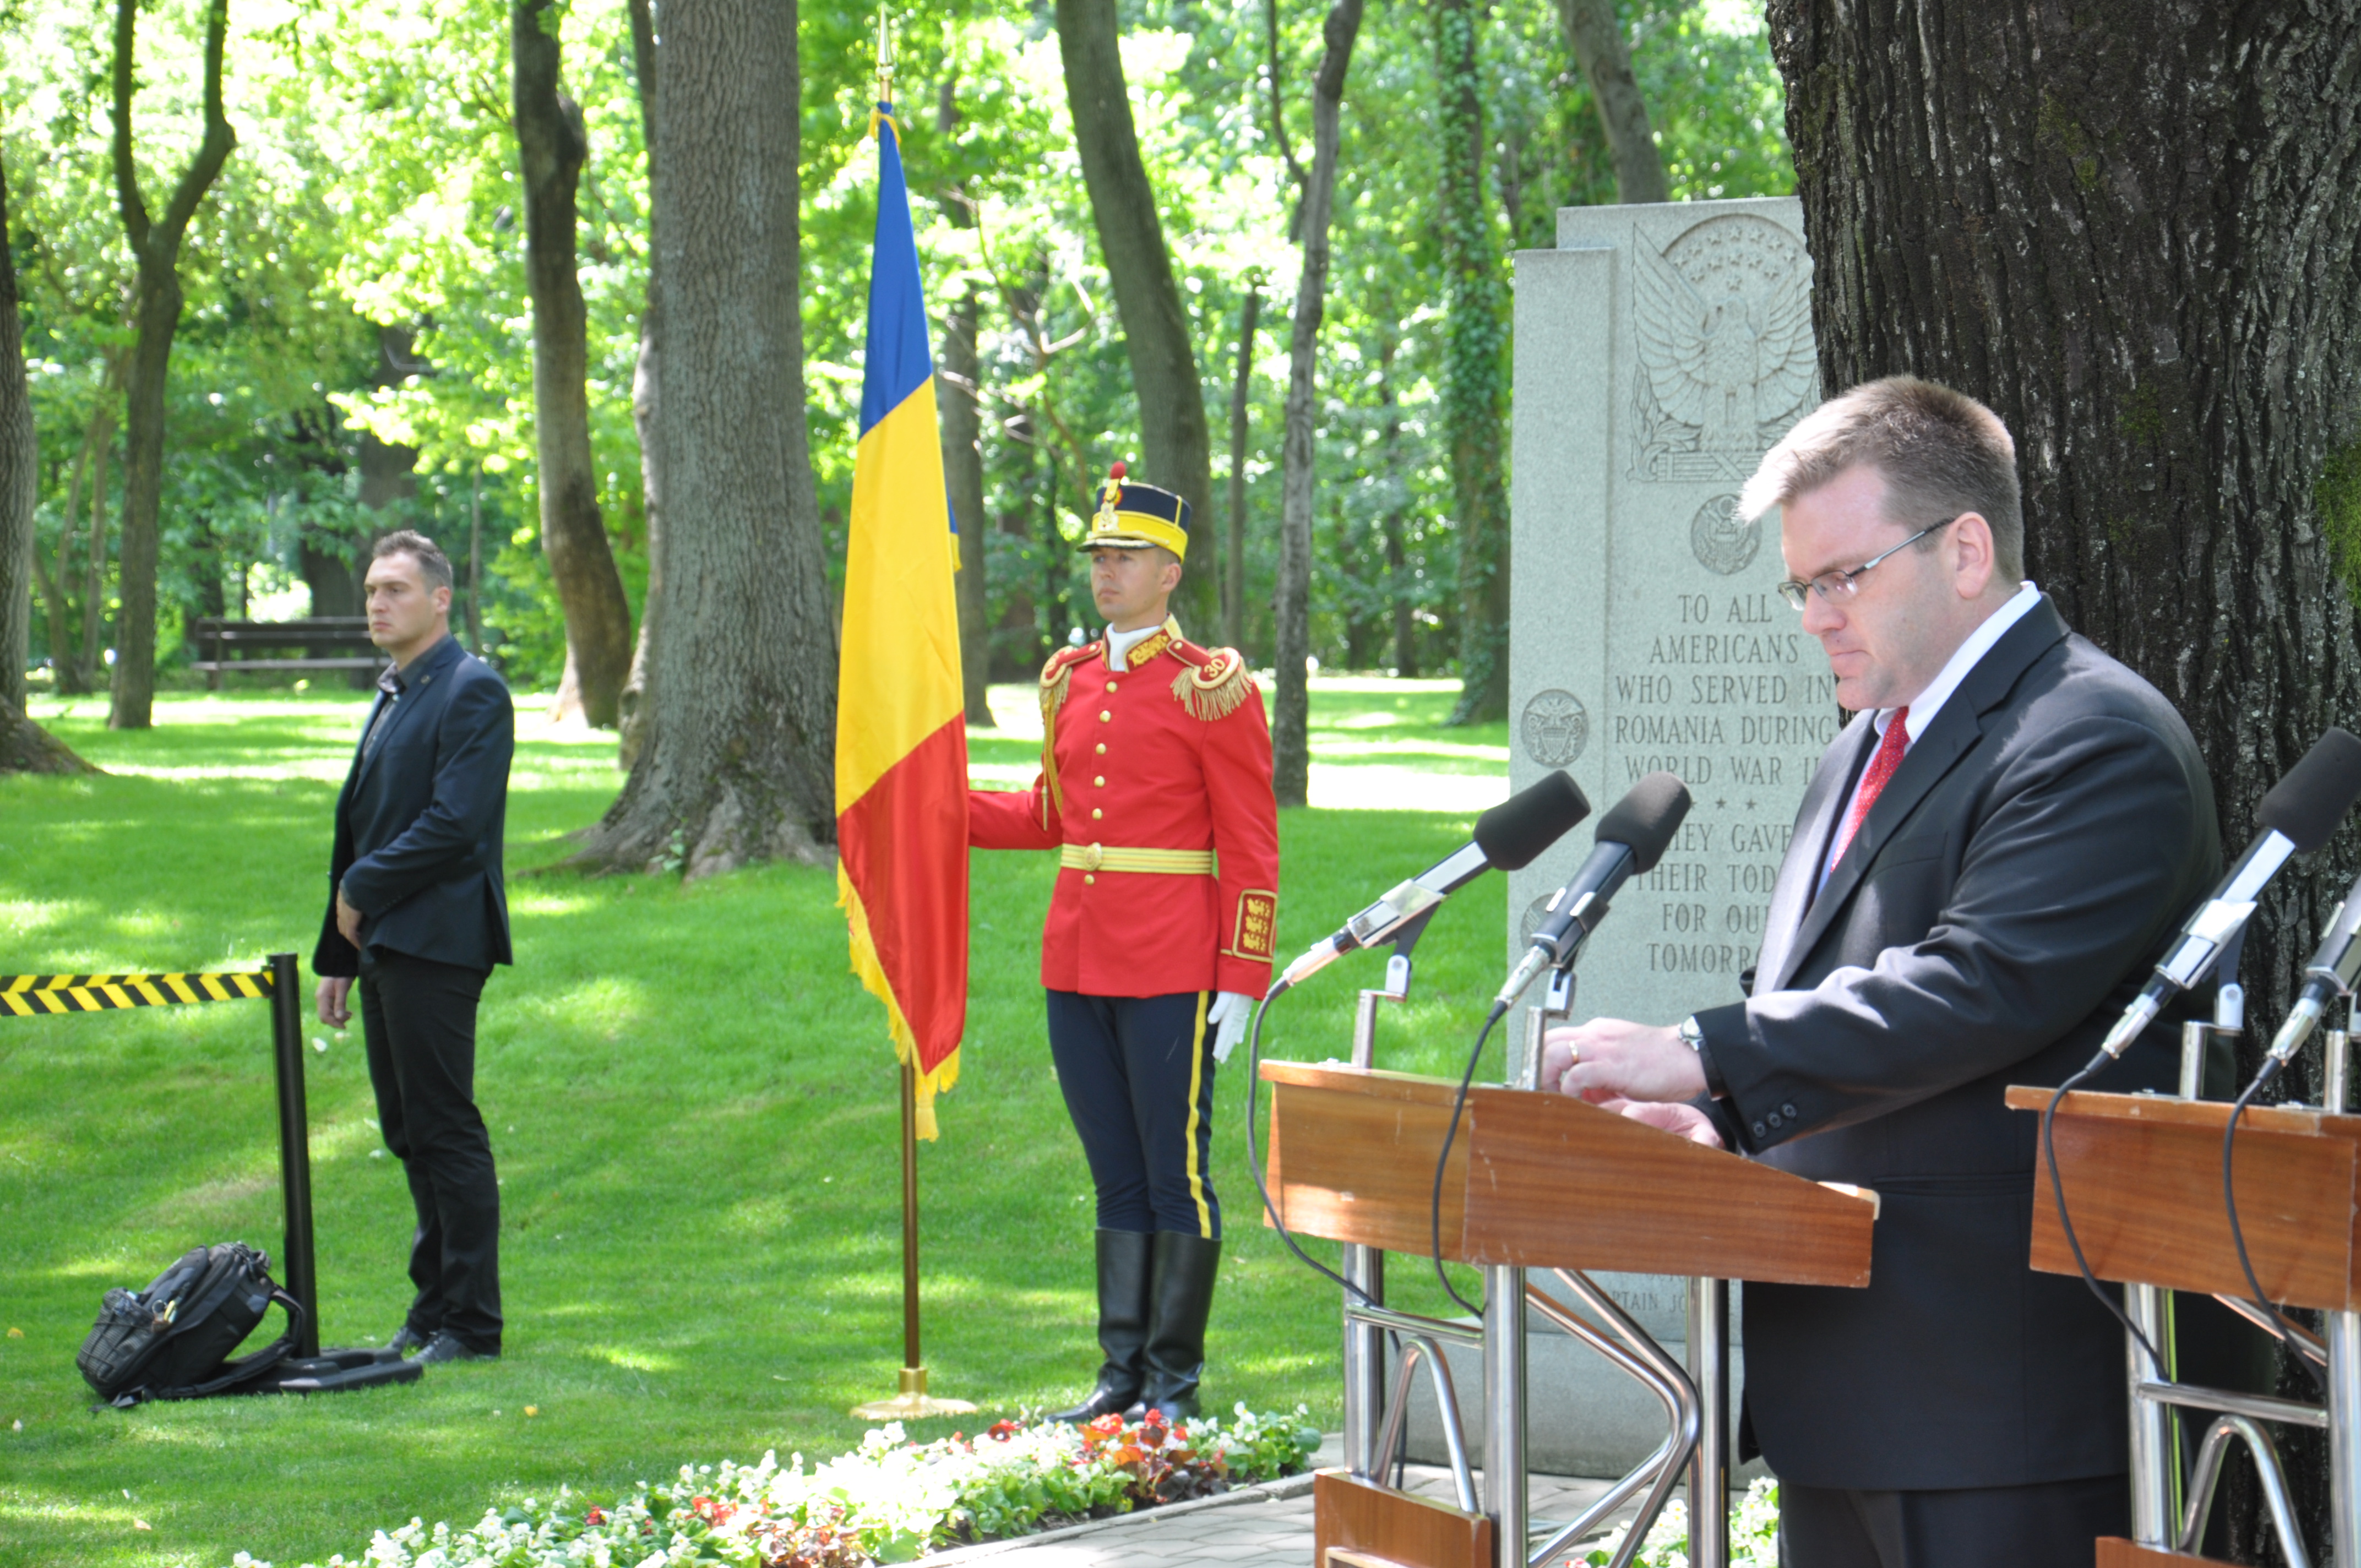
[1262,1058,1879,1568]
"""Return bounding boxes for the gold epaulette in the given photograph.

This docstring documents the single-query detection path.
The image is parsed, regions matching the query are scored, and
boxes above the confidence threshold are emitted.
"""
[1168,640,1255,721]
[1037,643,1101,822]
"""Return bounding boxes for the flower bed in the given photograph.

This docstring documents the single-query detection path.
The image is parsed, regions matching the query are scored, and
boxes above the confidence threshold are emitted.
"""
[1582,1478,1781,1567]
[228,1405,1323,1568]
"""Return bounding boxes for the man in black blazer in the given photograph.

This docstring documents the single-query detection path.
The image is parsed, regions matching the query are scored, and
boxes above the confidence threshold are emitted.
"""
[1544,378,2218,1566]
[314,530,515,1365]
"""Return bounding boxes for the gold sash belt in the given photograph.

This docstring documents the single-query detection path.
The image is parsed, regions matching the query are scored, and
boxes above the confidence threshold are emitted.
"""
[1058,843,1216,876]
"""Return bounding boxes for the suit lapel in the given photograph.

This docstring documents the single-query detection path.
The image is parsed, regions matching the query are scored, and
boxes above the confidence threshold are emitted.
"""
[352,639,456,792]
[1774,598,2072,987]
[1757,716,1874,993]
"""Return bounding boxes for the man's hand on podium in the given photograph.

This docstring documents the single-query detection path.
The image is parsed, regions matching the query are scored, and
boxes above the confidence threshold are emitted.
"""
[1539,1019,1717,1145]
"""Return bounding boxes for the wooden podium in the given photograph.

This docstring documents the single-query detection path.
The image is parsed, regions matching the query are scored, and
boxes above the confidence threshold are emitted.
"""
[1263,1059,1879,1568]
[2012,1084,2361,1567]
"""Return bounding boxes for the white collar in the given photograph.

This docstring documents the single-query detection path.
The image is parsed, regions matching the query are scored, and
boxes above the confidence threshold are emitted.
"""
[1876,581,2042,743]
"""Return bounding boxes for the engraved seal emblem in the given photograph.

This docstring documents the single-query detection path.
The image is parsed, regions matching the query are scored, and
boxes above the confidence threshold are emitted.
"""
[1520,689,1589,767]
[1628,214,1818,483]
[1689,493,1759,576]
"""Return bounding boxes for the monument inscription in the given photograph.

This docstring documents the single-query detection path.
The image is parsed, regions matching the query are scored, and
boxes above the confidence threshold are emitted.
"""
[1511,197,1829,1032]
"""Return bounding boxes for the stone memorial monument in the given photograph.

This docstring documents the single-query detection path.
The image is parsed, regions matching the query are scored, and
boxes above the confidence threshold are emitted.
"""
[1400,197,1823,1480]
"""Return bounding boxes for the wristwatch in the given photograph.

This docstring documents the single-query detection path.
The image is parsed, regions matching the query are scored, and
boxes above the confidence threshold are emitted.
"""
[1677,1015,1705,1053]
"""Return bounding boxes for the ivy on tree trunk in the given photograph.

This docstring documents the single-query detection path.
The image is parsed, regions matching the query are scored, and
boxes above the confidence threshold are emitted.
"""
[572,0,837,878]
[514,0,635,729]
[1768,3,2361,1559]
[107,0,233,731]
[1436,0,1510,727]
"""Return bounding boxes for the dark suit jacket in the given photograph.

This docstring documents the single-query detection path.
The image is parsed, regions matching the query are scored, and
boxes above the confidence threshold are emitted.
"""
[1692,596,2218,1491]
[313,634,515,978]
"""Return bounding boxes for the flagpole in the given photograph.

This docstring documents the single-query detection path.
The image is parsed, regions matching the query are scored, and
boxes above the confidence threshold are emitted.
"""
[851,1063,976,1420]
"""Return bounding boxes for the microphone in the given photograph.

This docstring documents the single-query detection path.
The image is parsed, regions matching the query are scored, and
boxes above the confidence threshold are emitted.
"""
[2099,727,2361,1058]
[1494,772,1693,1011]
[2266,878,2361,1066]
[1271,770,1591,994]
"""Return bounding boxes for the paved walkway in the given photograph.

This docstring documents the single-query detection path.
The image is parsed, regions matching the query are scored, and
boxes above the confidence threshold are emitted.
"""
[937,1444,1646,1568]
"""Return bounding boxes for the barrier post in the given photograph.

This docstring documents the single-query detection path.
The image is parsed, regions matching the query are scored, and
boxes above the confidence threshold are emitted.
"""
[268,952,320,1357]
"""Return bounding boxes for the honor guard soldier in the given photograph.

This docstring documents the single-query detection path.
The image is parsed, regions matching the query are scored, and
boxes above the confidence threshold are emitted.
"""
[969,464,1280,1423]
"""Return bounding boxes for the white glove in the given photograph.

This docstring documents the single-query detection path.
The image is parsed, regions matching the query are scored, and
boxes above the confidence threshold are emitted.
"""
[1207,991,1258,1065]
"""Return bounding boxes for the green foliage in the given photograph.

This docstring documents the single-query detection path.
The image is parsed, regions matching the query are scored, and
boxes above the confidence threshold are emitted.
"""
[2319,438,2361,610]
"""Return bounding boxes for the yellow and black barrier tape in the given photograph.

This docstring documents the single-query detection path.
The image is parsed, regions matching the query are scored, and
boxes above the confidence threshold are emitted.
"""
[1,970,274,1017]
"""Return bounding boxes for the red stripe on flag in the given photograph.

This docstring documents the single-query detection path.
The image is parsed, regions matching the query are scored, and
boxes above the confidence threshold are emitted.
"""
[837,717,970,1076]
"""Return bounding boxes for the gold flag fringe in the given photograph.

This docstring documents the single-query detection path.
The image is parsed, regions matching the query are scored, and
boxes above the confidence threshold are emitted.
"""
[837,865,957,1139]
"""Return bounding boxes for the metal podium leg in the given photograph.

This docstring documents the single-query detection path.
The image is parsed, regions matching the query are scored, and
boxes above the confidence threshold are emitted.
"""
[1486,1264,1527,1567]
[2331,1309,2361,1568]
[1687,1278,1729,1568]
[1343,1243,1385,1477]
[2126,1283,2179,1547]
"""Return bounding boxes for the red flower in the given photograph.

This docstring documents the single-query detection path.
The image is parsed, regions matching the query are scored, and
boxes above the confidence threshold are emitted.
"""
[1087,1413,1125,1437]
[987,1420,1020,1442]
[585,1507,607,1526]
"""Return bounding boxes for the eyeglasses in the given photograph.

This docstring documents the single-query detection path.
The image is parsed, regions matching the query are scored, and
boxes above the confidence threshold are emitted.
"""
[1775,518,1957,612]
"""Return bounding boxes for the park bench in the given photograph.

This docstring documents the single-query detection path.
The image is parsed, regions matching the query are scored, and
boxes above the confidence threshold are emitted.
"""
[189,617,388,690]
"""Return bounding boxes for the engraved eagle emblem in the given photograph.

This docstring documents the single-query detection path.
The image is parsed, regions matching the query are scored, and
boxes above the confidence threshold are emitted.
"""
[1630,222,1816,459]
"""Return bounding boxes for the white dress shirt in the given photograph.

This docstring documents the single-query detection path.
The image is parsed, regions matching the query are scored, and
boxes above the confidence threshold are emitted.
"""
[1816,581,2042,892]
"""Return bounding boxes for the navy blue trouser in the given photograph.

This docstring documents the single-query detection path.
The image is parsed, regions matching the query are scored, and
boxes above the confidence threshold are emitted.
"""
[1045,990,1220,1239]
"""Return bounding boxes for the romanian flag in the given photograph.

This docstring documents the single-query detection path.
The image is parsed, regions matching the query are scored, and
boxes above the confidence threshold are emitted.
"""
[836,102,968,1140]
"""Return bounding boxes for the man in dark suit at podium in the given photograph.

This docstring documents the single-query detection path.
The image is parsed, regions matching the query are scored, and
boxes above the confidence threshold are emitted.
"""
[313,530,515,1366]
[1542,378,2219,1567]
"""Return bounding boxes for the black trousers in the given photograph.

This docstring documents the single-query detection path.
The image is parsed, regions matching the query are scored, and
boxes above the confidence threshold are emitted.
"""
[360,948,502,1352]
[1045,990,1220,1239]
[1778,1473,2128,1568]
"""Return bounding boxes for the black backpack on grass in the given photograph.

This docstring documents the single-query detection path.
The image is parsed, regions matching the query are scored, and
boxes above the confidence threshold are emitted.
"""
[77,1242,303,1407]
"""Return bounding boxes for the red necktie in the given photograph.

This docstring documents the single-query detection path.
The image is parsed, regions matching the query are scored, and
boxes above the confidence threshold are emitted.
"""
[1831,707,1909,867]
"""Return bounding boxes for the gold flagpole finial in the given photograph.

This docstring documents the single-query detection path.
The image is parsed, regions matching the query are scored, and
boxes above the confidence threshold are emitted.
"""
[874,2,894,106]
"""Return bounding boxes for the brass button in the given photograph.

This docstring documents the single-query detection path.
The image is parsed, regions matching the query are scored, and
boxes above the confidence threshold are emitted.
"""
[1091,808,1103,820]
[1084,873,1095,885]
[1094,776,1106,787]
[1084,843,1104,870]
[1095,742,1106,754]
[1098,710,1111,723]
[1105,680,1118,693]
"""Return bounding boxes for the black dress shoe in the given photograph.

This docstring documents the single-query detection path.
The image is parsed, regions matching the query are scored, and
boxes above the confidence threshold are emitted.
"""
[415,1331,498,1365]
[388,1325,432,1357]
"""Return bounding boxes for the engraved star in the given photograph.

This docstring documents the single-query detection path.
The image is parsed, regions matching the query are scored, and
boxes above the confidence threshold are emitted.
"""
[1746,799,1758,811]
[1715,798,1728,810]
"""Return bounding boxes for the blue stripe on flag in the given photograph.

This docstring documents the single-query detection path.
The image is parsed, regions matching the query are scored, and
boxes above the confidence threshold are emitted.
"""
[858,106,939,438]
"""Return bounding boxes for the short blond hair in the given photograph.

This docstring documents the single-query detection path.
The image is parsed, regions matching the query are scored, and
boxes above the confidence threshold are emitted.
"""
[1739,376,2023,579]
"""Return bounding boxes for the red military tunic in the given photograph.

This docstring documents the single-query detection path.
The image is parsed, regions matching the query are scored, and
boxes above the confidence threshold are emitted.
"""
[969,619,1280,998]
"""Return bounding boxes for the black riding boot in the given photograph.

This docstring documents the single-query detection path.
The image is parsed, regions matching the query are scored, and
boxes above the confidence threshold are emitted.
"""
[1137,1230,1222,1422]
[1050,1229,1152,1423]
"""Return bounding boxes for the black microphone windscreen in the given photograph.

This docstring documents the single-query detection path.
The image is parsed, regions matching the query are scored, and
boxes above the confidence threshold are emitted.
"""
[1595,771,1693,874]
[2258,728,2361,852]
[1473,771,1591,871]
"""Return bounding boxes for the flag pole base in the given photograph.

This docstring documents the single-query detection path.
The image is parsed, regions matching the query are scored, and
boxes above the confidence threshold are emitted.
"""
[851,1365,979,1421]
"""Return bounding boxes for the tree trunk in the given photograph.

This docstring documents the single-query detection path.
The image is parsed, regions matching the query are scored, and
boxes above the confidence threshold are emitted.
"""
[1272,0,1366,809]
[79,401,114,688]
[1225,280,1260,655]
[570,0,837,878]
[1767,4,2361,1560]
[1053,0,1217,630]
[2,693,97,774]
[1377,332,1417,677]
[617,0,662,769]
[36,406,102,695]
[942,283,994,727]
[106,0,233,729]
[0,149,35,715]
[514,0,635,729]
[1437,0,1511,726]
[1557,0,1669,204]
[466,464,486,653]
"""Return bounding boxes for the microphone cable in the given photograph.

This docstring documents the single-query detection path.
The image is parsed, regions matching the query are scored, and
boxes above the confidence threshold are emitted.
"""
[1427,1002,1508,1320]
[2041,1055,2167,1379]
[1242,989,1377,1306]
[2222,1058,2329,1395]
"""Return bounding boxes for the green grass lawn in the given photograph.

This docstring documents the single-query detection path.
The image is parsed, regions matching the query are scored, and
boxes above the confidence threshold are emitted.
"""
[0,683,1514,1568]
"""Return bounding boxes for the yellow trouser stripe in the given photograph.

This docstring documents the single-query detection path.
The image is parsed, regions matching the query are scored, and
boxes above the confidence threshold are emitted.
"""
[0,971,273,1016]
[1184,990,1212,1239]
[1057,844,1216,875]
